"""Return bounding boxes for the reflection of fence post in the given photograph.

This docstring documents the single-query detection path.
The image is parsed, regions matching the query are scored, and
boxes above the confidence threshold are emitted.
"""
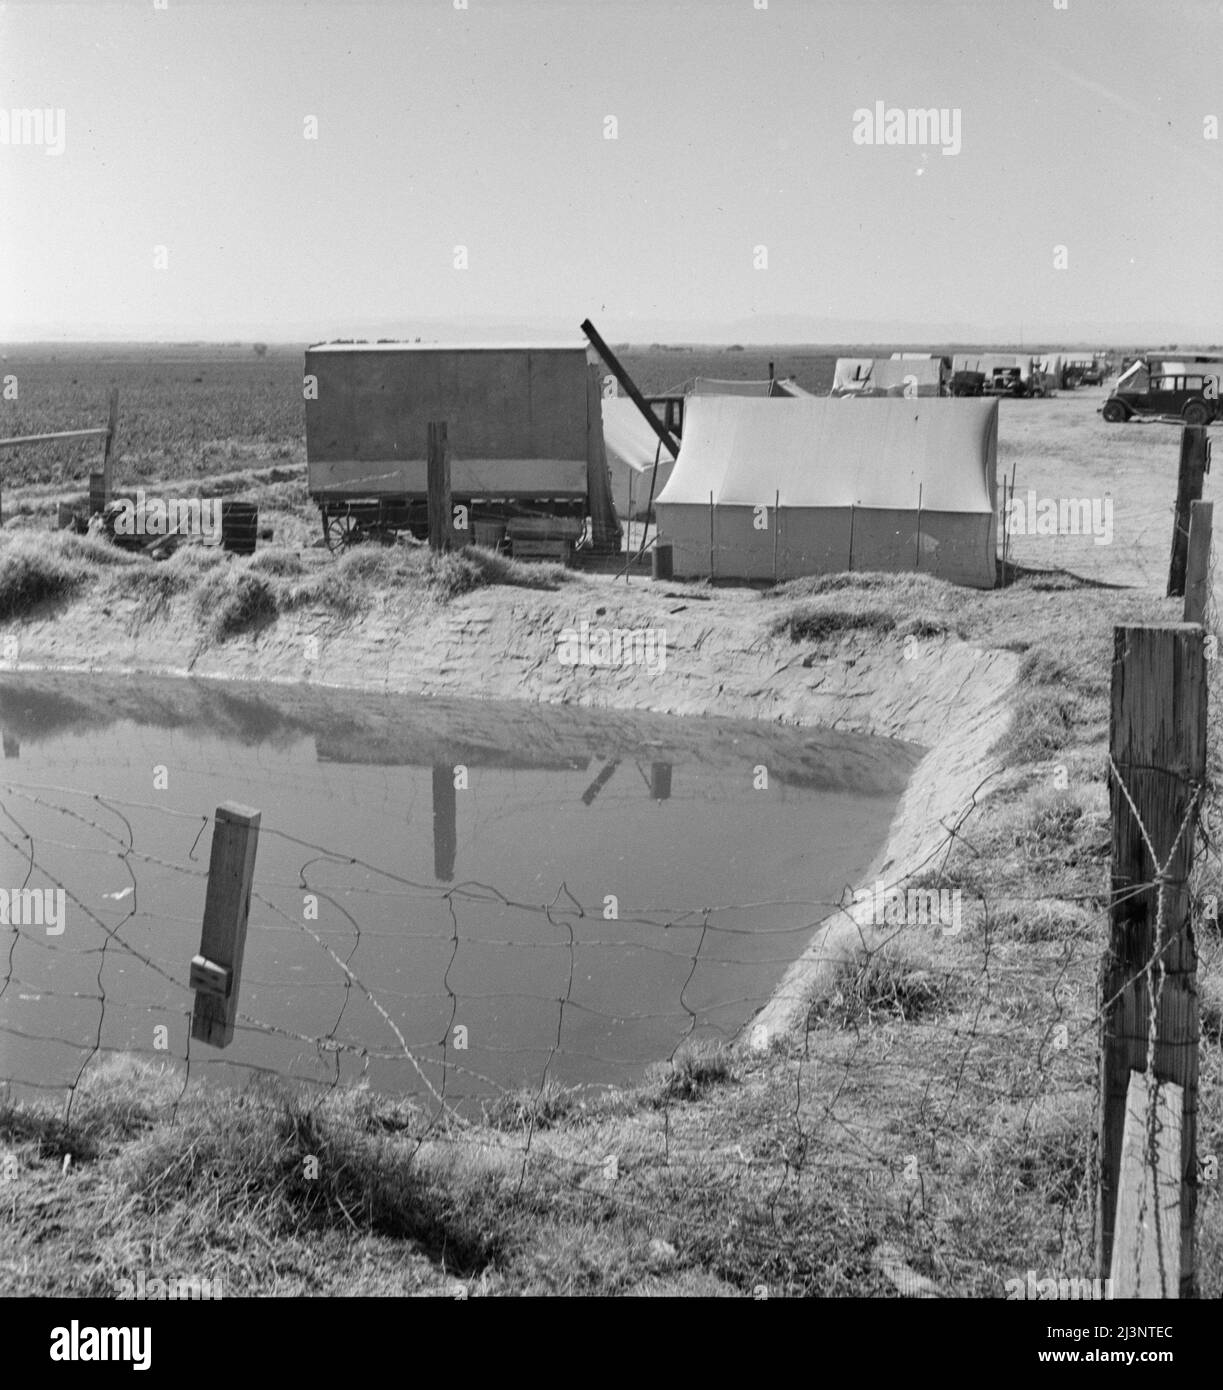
[650,762,672,801]
[1183,500,1213,625]
[772,489,779,584]
[1100,624,1204,1296]
[431,763,457,883]
[709,490,715,579]
[190,803,261,1048]
[1167,426,1208,597]
[915,482,923,570]
[427,421,451,553]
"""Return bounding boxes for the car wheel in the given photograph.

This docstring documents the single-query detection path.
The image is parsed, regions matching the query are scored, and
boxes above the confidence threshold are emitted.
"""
[1183,400,1211,427]
[1101,400,1128,424]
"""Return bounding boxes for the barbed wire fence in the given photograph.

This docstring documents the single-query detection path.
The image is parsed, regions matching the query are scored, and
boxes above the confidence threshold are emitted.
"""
[1,426,1220,1296]
[2,733,1216,1296]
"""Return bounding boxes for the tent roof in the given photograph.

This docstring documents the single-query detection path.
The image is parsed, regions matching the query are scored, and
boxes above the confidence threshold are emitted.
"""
[601,397,672,474]
[655,396,997,513]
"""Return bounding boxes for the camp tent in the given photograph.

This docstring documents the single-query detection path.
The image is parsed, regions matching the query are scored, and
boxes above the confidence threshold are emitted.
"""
[831,358,875,396]
[1036,354,1064,391]
[654,396,999,589]
[600,397,676,520]
[853,357,947,396]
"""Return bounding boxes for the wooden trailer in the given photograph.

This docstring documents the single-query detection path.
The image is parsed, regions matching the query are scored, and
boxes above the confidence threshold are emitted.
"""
[304,341,621,558]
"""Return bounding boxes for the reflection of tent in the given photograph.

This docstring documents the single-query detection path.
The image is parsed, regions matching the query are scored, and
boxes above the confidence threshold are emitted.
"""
[654,396,999,588]
[601,397,676,520]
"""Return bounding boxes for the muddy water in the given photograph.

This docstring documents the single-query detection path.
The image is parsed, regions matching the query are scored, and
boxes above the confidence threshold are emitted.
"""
[0,674,922,1105]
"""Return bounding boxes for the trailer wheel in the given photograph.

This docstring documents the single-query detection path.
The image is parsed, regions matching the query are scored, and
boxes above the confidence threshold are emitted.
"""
[1183,400,1211,427]
[1101,400,1128,424]
[323,510,364,553]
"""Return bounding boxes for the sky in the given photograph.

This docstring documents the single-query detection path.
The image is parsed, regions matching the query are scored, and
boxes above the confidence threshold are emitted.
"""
[2,0,1222,343]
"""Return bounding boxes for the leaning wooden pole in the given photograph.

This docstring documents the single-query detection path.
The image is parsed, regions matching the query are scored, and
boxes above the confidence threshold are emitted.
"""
[580,318,680,460]
[1100,624,1204,1296]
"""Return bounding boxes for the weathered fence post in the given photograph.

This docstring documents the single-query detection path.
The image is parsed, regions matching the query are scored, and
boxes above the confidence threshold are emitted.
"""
[1167,425,1208,597]
[190,803,261,1048]
[427,420,452,553]
[1183,499,1213,626]
[1100,624,1204,1296]
[1110,1072,1184,1297]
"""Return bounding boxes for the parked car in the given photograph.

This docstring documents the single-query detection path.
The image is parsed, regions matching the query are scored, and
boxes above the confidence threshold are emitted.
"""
[1101,360,1222,424]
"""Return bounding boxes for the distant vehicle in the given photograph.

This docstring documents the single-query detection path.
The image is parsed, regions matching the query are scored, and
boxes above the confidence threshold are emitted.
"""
[1101,358,1222,424]
[951,370,985,397]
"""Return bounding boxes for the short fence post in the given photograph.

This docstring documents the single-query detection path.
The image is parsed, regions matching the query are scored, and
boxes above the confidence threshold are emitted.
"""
[1100,624,1204,1296]
[1182,499,1213,626]
[427,420,452,553]
[190,803,261,1048]
[1167,426,1208,597]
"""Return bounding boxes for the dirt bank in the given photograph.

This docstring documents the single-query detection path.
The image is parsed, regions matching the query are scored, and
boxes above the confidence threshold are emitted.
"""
[1,569,1020,1034]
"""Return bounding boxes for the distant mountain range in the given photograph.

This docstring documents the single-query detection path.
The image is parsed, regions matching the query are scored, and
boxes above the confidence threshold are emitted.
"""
[4,313,1219,350]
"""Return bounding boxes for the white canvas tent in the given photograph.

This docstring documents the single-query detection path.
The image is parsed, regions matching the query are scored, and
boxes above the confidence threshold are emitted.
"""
[831,358,874,395]
[832,357,947,397]
[600,397,676,520]
[654,396,999,589]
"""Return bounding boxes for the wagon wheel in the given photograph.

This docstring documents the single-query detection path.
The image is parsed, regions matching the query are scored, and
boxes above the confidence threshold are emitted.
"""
[323,509,364,553]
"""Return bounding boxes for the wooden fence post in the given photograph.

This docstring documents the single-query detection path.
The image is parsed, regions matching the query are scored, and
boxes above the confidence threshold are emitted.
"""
[1109,1072,1183,1297]
[190,803,261,1048]
[1167,426,1208,597]
[427,421,451,553]
[1183,499,1213,626]
[1100,624,1204,1296]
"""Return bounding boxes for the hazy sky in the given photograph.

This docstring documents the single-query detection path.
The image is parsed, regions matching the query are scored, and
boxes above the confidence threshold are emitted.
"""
[2,0,1222,342]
